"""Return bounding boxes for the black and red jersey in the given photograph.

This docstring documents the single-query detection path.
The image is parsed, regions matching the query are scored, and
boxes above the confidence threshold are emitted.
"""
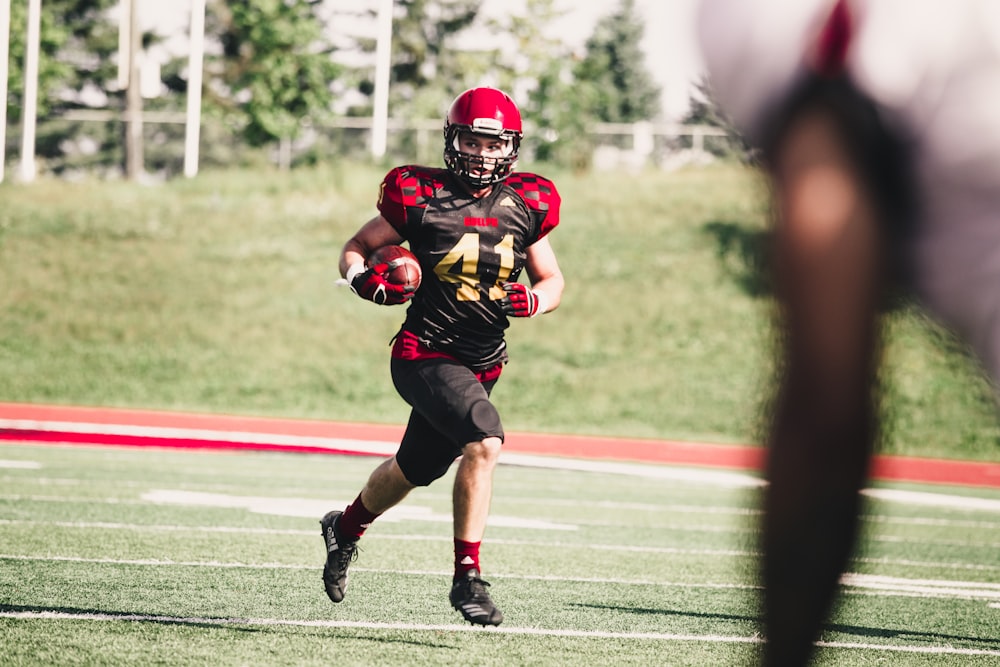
[376,165,561,371]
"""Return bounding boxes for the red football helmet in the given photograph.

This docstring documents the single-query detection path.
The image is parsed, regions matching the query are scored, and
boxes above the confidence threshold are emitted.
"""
[443,87,523,188]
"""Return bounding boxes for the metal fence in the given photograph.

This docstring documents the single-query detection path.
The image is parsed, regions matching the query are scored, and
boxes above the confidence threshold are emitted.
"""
[9,110,739,179]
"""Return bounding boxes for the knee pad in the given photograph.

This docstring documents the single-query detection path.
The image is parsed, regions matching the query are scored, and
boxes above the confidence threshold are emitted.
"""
[467,397,504,443]
[396,447,458,487]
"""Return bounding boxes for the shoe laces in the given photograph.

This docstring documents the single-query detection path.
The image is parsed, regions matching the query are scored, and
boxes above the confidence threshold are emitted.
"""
[463,574,491,601]
[333,540,358,565]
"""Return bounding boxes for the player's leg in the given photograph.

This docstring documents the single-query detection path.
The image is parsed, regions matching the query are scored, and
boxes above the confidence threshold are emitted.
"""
[453,435,503,544]
[320,455,416,605]
[391,356,506,625]
[762,80,893,666]
[356,455,416,515]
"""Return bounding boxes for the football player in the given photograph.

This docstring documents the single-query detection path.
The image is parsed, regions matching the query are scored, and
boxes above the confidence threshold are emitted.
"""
[698,0,1000,664]
[321,87,565,626]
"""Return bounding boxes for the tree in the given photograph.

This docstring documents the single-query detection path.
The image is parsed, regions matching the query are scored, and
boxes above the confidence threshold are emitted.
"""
[5,0,126,172]
[681,75,752,160]
[573,0,660,123]
[6,0,119,125]
[202,0,339,159]
[484,0,595,167]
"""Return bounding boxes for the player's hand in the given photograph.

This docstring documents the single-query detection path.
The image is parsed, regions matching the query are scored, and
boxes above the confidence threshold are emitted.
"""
[350,264,414,305]
[499,282,539,317]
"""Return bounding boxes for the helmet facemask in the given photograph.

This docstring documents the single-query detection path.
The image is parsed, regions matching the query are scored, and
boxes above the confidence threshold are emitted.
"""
[443,88,524,189]
[444,125,520,189]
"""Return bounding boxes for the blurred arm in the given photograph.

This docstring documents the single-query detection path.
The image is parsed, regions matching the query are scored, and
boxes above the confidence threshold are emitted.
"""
[762,100,888,666]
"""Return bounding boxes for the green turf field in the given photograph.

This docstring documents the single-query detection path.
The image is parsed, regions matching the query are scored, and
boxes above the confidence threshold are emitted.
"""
[2,443,998,665]
[1,163,998,462]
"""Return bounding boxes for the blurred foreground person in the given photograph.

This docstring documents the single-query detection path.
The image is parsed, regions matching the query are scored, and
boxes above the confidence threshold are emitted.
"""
[321,87,564,625]
[698,0,1000,663]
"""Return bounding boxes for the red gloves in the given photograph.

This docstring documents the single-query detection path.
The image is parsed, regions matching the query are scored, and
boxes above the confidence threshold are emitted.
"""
[500,282,540,317]
[348,264,414,305]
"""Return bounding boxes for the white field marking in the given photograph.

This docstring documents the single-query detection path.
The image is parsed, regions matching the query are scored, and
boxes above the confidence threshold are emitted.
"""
[872,534,1000,549]
[811,639,1000,658]
[509,571,760,590]
[0,459,41,469]
[11,440,994,512]
[4,610,1000,658]
[990,603,1000,609]
[497,496,763,515]
[98,480,1000,518]
[0,475,342,497]
[140,489,577,531]
[1,517,752,558]
[6,422,998,509]
[0,553,753,590]
[0,419,755,489]
[7,516,997,557]
[855,556,1000,572]
[0,609,765,644]
[0,554,319,569]
[5,491,999,551]
[864,515,1000,530]
[25,520,1000,574]
[9,482,999,528]
[0,475,247,491]
[0,475,112,486]
[0,418,761,488]
[0,517,750,542]
[862,488,1000,513]
[0,519,312,536]
[841,573,1000,601]
[5,491,998,540]
[589,543,757,557]
[8,553,1000,604]
[0,494,155,505]
[497,453,764,488]
[132,487,1000,541]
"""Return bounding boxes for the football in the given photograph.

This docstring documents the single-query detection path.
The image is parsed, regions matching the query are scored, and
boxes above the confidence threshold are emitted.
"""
[367,244,422,292]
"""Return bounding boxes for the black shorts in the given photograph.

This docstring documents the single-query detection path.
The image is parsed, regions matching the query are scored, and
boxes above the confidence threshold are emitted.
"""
[390,356,503,486]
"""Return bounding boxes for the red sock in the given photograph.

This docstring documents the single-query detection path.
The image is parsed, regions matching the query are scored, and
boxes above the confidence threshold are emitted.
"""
[338,494,380,542]
[454,539,481,580]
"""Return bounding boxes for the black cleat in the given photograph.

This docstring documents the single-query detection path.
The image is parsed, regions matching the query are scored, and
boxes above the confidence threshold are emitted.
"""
[320,510,358,603]
[449,569,503,626]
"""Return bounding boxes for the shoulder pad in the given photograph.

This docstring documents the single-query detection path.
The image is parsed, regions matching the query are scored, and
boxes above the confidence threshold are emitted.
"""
[504,172,559,213]
[504,172,561,239]
[393,165,449,208]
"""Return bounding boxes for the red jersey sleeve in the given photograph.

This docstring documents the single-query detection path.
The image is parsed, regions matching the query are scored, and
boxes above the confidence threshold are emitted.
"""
[504,172,561,241]
[376,167,408,234]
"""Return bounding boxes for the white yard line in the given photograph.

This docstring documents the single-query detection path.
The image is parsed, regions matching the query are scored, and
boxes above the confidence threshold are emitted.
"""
[2,609,999,658]
[3,552,999,602]
[0,459,42,469]
[862,488,1000,513]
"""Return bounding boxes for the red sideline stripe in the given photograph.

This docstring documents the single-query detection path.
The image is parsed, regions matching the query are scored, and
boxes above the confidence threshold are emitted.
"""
[1,402,998,488]
[0,402,406,442]
[869,456,1000,489]
[0,429,383,458]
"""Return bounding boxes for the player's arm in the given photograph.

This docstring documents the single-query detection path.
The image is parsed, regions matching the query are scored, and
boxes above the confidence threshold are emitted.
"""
[501,236,564,317]
[339,215,410,305]
[340,215,405,278]
[762,94,887,667]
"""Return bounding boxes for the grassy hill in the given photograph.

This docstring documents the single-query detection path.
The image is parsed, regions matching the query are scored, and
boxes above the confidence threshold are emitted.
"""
[1,162,996,461]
